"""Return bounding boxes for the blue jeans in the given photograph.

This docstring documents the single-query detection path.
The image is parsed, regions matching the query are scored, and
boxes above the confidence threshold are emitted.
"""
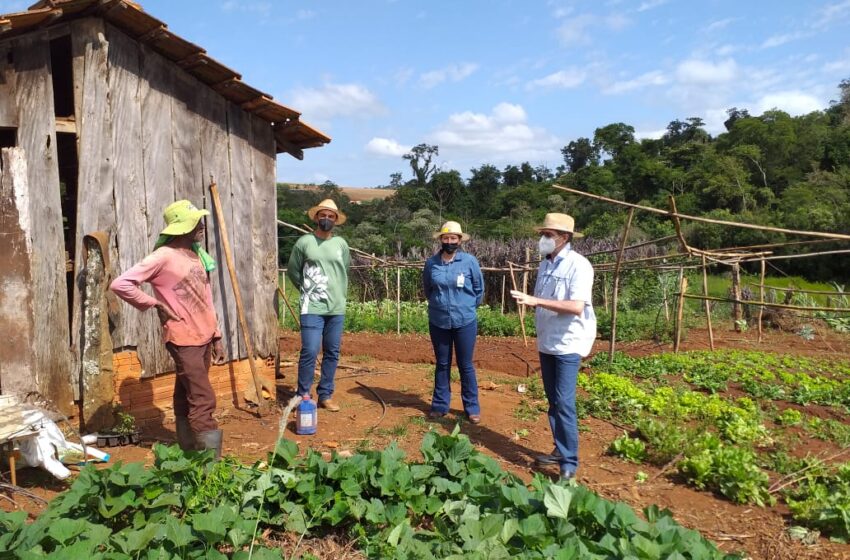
[297,314,344,401]
[429,320,480,415]
[539,352,581,474]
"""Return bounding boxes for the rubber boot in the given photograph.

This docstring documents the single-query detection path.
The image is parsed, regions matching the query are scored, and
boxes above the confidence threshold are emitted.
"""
[195,429,223,459]
[175,416,195,452]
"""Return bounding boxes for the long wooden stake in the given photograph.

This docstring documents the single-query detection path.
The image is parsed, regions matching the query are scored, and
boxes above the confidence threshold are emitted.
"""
[674,272,688,353]
[681,293,850,312]
[209,177,267,414]
[758,258,766,343]
[553,184,850,241]
[701,255,714,351]
[731,263,742,332]
[276,286,301,329]
[396,267,401,336]
[500,273,506,314]
[609,208,635,363]
[508,262,528,347]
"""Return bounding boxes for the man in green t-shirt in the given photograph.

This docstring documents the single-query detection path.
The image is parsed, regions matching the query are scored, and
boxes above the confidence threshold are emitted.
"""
[287,199,350,412]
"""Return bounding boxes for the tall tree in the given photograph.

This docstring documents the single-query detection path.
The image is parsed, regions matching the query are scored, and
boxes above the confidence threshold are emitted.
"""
[561,137,598,172]
[403,144,439,188]
[593,123,635,159]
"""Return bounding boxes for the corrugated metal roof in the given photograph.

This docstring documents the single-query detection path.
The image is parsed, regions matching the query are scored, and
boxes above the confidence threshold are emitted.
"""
[0,0,330,158]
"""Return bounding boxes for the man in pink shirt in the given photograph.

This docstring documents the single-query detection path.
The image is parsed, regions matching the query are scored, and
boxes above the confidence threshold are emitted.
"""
[111,200,225,457]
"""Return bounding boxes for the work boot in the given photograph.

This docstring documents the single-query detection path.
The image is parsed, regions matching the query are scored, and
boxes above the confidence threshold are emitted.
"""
[318,399,340,412]
[534,448,562,466]
[195,429,223,459]
[175,416,195,452]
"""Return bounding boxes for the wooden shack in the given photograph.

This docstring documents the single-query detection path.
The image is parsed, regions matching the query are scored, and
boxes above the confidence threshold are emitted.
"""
[0,0,330,428]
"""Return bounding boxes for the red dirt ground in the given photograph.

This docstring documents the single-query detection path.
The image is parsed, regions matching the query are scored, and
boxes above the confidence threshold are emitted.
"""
[3,327,849,559]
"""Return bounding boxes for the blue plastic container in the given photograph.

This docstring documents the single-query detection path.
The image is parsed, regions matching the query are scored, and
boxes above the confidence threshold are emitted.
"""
[296,395,317,435]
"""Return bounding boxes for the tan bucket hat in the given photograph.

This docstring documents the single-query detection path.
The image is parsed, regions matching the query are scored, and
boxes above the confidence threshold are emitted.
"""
[533,213,584,238]
[307,198,347,225]
[432,221,470,241]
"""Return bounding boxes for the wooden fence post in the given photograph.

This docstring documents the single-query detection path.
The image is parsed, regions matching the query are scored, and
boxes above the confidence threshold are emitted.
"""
[758,258,766,343]
[674,272,688,353]
[609,208,634,363]
[732,263,742,331]
[500,273,506,314]
[701,255,715,350]
[396,267,401,336]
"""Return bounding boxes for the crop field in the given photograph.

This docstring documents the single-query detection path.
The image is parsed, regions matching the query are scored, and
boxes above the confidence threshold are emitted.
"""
[2,327,849,559]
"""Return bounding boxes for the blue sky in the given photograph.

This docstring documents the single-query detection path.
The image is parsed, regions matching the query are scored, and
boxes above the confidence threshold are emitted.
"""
[4,1,850,187]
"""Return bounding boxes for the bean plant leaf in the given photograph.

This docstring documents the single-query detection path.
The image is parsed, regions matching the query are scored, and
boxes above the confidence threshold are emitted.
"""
[544,485,573,520]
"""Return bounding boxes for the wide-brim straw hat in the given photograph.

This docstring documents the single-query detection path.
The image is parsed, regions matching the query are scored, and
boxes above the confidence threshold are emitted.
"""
[160,200,209,236]
[432,220,470,241]
[307,198,347,225]
[533,213,584,238]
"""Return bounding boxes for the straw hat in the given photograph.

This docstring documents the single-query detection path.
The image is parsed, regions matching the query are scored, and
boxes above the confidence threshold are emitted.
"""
[160,200,209,236]
[307,198,347,225]
[533,213,584,238]
[432,221,470,241]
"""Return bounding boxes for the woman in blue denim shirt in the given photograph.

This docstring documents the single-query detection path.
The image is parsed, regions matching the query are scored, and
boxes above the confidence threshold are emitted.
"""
[422,221,485,424]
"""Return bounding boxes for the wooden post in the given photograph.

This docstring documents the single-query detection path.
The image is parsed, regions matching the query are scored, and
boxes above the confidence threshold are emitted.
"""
[660,273,670,322]
[601,273,609,313]
[701,255,715,351]
[609,209,634,363]
[758,258,766,343]
[279,272,286,327]
[674,273,688,353]
[508,262,528,347]
[500,273,506,314]
[731,263,742,332]
[396,267,401,336]
[383,267,389,302]
[209,178,267,415]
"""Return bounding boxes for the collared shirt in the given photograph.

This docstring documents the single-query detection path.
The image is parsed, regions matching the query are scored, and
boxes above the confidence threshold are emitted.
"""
[423,250,484,330]
[533,243,597,356]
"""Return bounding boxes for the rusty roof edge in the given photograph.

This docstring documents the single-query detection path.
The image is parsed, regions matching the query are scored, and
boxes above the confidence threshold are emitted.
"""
[3,0,331,154]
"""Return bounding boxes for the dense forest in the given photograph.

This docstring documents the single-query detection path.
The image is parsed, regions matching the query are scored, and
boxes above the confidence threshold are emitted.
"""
[278,79,850,281]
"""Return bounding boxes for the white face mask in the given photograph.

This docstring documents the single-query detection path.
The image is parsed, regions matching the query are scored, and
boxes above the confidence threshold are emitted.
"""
[538,235,557,256]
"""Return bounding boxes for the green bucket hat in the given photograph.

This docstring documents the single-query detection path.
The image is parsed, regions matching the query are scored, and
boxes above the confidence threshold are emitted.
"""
[160,200,209,236]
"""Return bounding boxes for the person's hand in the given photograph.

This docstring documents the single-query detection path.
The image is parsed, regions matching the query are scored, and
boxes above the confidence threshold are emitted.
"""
[510,290,539,307]
[211,338,226,365]
[155,302,181,325]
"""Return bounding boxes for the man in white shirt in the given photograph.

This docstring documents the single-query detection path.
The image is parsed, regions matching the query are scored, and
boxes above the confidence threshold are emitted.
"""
[511,213,596,481]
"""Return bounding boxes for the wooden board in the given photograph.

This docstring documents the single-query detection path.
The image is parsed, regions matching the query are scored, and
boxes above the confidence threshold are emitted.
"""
[169,69,203,204]
[138,44,175,376]
[0,148,36,395]
[250,115,278,358]
[71,19,118,393]
[105,23,152,350]
[0,43,18,128]
[226,103,255,359]
[12,33,74,411]
[197,86,238,361]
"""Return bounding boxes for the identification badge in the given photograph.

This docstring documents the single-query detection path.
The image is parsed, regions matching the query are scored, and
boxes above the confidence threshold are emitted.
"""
[456,274,465,288]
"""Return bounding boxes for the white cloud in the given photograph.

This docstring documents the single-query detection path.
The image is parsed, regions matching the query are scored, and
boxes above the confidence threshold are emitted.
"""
[295,9,316,20]
[605,13,631,30]
[221,1,272,16]
[603,70,669,94]
[675,58,737,85]
[637,0,667,12]
[823,51,850,74]
[814,0,850,28]
[526,68,587,91]
[428,103,560,161]
[553,6,573,18]
[393,67,415,86]
[289,83,385,122]
[755,91,825,115]
[704,18,736,33]
[715,44,737,56]
[556,14,594,45]
[761,32,807,49]
[635,128,667,140]
[419,63,479,88]
[365,138,411,157]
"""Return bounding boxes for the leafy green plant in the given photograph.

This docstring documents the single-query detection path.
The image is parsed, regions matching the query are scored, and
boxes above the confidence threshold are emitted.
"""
[609,433,647,463]
[775,408,803,426]
[784,463,850,543]
[678,443,774,506]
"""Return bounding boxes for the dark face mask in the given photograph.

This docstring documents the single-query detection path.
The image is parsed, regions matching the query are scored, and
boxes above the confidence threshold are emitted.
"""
[441,242,459,254]
[317,217,334,232]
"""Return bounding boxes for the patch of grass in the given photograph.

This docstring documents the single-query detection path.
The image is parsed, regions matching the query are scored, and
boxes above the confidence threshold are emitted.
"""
[514,398,547,422]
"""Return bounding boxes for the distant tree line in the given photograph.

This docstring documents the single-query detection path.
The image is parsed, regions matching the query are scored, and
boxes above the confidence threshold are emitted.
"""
[278,79,850,281]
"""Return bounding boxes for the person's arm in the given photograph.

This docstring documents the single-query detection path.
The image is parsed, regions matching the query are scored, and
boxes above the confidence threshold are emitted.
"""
[110,252,182,322]
[510,291,586,315]
[286,239,305,290]
[470,257,484,307]
[422,258,433,299]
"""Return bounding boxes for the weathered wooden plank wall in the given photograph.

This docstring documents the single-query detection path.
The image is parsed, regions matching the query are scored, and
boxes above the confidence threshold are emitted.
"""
[105,23,151,350]
[0,148,37,395]
[0,43,17,127]
[170,70,203,203]
[251,116,278,357]
[11,32,74,411]
[197,86,239,361]
[227,104,256,359]
[138,42,175,376]
[71,19,118,395]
